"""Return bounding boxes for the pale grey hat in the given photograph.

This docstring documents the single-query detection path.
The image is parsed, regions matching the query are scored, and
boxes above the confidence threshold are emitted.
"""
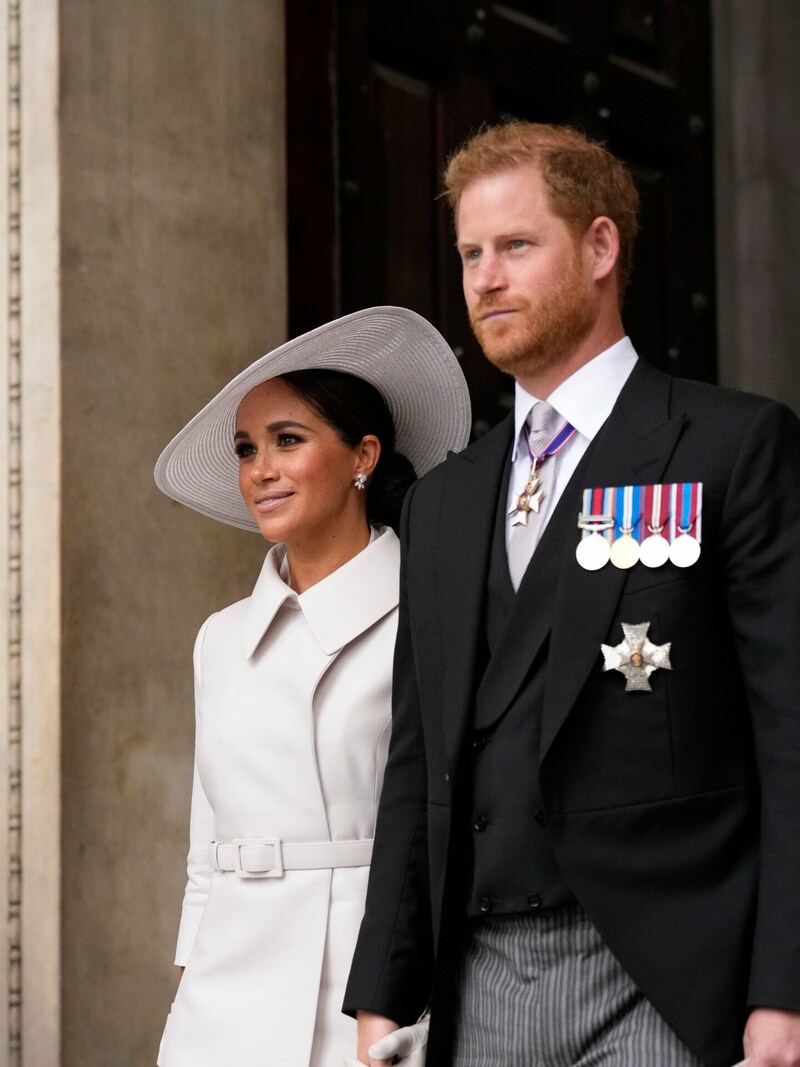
[154,305,472,531]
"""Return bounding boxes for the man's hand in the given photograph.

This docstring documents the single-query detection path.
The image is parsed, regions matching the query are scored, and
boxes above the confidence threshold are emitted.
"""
[744,1007,800,1066]
[368,1014,429,1066]
[356,1010,399,1066]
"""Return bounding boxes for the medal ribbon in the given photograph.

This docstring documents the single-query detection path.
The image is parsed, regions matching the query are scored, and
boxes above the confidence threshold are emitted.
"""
[613,484,642,542]
[512,418,577,520]
[643,483,670,534]
[579,487,615,541]
[676,481,703,541]
[524,419,577,466]
[581,483,702,549]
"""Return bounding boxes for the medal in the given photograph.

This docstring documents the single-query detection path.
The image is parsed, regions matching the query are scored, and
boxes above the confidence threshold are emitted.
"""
[509,418,576,526]
[576,487,614,570]
[578,481,703,573]
[609,484,642,570]
[670,532,701,568]
[639,534,670,568]
[576,532,612,570]
[601,621,672,692]
[668,482,702,568]
[511,469,543,526]
[639,483,671,568]
[610,533,639,569]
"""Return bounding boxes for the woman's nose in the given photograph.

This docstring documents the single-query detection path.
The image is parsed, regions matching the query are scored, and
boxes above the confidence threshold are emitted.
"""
[249,453,277,483]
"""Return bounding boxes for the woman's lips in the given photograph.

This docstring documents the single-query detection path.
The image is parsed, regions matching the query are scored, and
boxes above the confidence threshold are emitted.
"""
[253,492,293,512]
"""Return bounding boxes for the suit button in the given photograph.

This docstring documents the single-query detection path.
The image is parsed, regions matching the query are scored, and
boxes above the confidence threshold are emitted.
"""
[473,815,488,832]
[528,894,543,910]
[534,810,546,828]
[479,897,492,913]
[471,735,488,751]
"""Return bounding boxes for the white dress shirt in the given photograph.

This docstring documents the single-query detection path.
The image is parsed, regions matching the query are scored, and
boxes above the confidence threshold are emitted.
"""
[505,337,639,552]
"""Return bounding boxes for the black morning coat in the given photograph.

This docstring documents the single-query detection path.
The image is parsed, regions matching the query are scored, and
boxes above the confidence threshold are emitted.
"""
[343,359,800,1067]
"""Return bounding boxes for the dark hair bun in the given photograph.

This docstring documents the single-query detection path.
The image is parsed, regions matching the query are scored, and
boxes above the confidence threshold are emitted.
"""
[368,450,415,531]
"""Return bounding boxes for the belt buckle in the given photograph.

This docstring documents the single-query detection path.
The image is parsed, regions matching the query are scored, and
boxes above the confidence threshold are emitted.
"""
[232,837,284,879]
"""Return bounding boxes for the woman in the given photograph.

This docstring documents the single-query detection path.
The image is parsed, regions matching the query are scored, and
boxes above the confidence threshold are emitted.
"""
[154,307,470,1067]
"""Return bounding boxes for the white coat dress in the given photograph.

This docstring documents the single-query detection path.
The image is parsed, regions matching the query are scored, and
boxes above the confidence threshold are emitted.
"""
[158,527,400,1067]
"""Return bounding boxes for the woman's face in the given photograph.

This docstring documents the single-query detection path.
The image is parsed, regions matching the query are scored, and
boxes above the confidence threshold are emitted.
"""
[235,378,376,546]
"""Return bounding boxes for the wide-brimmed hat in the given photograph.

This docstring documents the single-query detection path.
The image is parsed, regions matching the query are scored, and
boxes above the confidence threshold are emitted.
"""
[154,306,472,531]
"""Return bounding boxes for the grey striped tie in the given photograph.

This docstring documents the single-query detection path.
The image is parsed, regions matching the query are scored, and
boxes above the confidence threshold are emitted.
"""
[507,401,561,590]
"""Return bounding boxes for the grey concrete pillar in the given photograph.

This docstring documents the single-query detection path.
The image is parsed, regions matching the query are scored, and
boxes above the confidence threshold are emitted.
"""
[713,0,800,411]
[0,2,286,1064]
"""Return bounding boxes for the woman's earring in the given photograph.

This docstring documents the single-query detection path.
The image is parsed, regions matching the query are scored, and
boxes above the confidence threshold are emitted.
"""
[354,472,367,490]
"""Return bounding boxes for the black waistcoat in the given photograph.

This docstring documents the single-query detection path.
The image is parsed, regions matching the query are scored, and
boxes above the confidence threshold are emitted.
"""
[465,480,574,916]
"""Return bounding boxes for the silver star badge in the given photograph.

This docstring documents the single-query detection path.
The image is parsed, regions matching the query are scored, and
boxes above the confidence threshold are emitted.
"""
[601,621,672,692]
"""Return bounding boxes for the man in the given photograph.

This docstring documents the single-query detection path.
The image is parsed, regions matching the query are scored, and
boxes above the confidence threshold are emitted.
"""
[344,122,800,1066]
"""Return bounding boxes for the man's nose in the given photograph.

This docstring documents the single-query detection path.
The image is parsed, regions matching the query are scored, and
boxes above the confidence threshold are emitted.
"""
[470,252,506,295]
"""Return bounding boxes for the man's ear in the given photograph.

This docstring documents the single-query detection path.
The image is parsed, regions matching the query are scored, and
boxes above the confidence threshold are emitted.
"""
[585,216,620,282]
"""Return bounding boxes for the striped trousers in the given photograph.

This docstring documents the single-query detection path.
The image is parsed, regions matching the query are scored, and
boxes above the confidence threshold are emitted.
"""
[452,906,706,1067]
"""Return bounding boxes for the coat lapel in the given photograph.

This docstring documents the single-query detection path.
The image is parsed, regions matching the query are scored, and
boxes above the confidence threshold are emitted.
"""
[541,360,686,759]
[299,528,400,654]
[468,362,686,746]
[242,528,400,659]
[434,416,513,761]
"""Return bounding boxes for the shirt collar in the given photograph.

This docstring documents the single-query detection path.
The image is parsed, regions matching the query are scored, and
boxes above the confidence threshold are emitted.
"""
[511,336,639,459]
[242,525,400,658]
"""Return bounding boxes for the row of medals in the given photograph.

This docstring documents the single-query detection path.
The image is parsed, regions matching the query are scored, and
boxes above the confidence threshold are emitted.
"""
[575,517,701,572]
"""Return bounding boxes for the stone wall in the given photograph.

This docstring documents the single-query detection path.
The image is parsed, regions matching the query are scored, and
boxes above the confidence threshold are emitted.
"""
[58,2,286,1063]
[0,1,797,1064]
[713,0,800,410]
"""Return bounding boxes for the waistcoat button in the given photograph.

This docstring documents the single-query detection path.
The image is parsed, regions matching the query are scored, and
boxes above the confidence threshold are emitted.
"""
[473,815,488,832]
[528,894,543,910]
[479,897,492,913]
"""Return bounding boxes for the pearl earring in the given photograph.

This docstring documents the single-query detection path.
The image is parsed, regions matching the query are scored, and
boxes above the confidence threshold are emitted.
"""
[354,472,367,490]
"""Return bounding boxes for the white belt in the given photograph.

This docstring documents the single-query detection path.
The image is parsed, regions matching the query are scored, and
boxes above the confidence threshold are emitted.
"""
[209,837,373,879]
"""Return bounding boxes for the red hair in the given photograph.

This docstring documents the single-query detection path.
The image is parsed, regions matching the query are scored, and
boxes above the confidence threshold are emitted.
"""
[443,121,640,299]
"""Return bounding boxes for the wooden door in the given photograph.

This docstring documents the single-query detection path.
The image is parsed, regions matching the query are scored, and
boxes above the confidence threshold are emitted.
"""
[287,1,716,431]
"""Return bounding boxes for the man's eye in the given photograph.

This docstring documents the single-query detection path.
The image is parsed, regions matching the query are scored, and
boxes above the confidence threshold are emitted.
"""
[234,441,256,459]
[509,239,527,250]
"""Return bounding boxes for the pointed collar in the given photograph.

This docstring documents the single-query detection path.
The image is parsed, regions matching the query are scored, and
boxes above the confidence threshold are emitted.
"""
[242,526,401,658]
[511,337,638,459]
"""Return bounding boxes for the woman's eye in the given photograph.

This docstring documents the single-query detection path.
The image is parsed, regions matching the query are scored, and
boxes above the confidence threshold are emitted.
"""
[277,432,303,447]
[234,441,256,459]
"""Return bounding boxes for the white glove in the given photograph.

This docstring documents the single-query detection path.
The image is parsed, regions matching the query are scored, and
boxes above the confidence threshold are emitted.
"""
[368,1014,429,1064]
[342,1013,430,1066]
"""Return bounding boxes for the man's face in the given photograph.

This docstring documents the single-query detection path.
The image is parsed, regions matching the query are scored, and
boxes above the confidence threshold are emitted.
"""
[456,164,598,381]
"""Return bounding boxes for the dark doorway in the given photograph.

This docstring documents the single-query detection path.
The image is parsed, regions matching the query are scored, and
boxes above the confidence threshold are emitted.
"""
[287,1,716,432]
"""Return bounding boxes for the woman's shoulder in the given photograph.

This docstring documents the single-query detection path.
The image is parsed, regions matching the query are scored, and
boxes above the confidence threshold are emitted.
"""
[195,545,284,648]
[193,597,248,658]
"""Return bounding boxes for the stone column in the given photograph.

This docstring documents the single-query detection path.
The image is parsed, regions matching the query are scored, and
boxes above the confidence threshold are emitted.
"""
[0,1,286,1064]
[58,2,287,1062]
[713,0,800,410]
[0,0,61,1063]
